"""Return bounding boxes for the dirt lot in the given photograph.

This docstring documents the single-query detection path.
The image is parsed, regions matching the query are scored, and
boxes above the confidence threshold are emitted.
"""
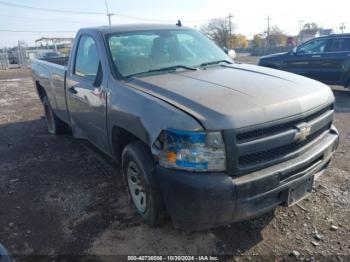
[0,62,349,261]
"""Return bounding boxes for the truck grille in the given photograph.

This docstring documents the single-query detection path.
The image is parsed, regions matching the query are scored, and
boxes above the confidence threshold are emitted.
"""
[238,124,330,166]
[234,104,334,173]
[236,104,333,143]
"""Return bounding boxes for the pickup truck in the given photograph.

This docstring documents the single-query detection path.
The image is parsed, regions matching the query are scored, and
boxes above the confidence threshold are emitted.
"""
[32,24,339,231]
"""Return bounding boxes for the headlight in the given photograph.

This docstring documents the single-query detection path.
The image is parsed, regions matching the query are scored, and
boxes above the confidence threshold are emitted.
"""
[156,129,226,172]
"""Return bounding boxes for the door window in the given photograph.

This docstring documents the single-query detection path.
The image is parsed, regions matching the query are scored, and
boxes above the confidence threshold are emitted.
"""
[74,35,99,80]
[329,38,350,52]
[298,39,328,54]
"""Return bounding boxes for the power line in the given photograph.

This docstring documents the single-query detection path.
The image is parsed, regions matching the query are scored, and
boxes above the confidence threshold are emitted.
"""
[0,0,208,23]
[0,1,105,15]
[0,13,100,24]
[108,13,207,23]
[0,29,76,33]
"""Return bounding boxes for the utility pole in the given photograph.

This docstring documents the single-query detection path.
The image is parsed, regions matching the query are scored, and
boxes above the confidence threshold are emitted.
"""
[298,20,304,33]
[107,13,113,26]
[227,13,234,48]
[104,0,114,27]
[266,15,271,47]
[266,15,271,36]
[340,23,346,34]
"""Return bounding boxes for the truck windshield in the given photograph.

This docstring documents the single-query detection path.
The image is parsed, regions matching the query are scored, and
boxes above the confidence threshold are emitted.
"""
[107,29,230,78]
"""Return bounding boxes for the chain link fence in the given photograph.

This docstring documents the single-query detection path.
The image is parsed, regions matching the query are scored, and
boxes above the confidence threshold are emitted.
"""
[17,41,29,68]
[0,48,9,70]
[0,42,31,69]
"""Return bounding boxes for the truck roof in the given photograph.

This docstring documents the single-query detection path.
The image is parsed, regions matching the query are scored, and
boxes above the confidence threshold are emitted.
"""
[80,23,192,34]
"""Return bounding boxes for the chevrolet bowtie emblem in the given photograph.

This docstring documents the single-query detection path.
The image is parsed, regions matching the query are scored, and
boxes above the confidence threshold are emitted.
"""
[294,123,312,142]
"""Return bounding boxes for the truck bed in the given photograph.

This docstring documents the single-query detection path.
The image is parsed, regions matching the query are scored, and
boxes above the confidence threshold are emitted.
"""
[40,56,69,66]
[32,58,69,124]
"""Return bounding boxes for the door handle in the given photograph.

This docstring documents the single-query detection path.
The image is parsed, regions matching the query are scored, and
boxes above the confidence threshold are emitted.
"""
[68,86,78,94]
[311,55,321,58]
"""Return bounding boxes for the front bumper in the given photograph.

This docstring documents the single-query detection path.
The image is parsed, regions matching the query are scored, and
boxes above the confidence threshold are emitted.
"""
[157,128,339,231]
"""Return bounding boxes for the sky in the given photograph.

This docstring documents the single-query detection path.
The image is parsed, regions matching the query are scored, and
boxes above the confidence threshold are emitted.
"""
[0,0,349,47]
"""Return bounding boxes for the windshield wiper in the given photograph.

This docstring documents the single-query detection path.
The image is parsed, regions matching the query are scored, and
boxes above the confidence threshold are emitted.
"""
[126,65,196,78]
[199,60,233,67]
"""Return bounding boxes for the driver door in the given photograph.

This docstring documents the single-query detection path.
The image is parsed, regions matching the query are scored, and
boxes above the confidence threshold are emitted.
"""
[66,34,109,153]
[284,38,330,82]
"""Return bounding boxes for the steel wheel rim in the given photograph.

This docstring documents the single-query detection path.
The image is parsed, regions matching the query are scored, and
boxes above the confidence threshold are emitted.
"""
[44,103,54,133]
[127,161,147,213]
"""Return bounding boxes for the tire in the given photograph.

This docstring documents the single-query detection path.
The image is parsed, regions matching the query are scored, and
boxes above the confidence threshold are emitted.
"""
[42,96,67,135]
[122,141,166,226]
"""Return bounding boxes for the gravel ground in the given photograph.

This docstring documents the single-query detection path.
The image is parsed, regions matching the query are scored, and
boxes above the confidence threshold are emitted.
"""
[0,65,349,261]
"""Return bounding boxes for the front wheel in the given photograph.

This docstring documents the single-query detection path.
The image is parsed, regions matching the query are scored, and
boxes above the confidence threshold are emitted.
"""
[42,97,67,135]
[122,141,166,226]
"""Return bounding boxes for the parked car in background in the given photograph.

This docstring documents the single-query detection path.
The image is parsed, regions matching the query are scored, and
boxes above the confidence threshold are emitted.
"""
[258,34,350,88]
[32,24,338,230]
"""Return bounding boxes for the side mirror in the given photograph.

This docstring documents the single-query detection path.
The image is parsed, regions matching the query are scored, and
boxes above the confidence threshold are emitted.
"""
[222,47,236,59]
[222,47,229,54]
[93,62,103,88]
[228,49,236,59]
[292,46,298,54]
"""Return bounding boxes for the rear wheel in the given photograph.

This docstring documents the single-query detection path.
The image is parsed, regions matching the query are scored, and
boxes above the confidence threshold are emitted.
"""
[42,96,67,135]
[122,141,166,226]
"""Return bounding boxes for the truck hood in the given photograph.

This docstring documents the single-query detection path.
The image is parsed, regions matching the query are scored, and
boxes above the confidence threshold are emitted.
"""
[126,64,334,130]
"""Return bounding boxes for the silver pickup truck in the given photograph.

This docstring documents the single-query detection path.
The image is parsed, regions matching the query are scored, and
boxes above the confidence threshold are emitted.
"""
[32,24,339,231]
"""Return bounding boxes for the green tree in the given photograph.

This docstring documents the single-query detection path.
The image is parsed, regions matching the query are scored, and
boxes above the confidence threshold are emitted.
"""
[252,34,265,48]
[230,34,249,48]
[266,26,288,46]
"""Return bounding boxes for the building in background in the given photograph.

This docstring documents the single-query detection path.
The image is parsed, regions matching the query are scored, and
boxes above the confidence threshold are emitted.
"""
[297,28,334,44]
[29,37,74,59]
